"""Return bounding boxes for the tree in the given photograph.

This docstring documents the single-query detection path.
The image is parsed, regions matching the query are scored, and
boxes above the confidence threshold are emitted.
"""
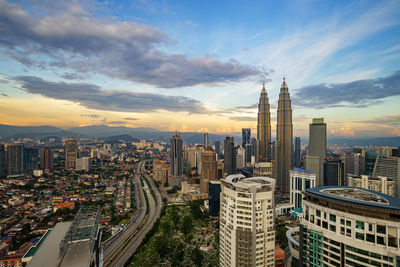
[170,206,180,227]
[191,247,203,267]
[154,235,169,258]
[181,215,193,235]
[22,223,31,235]
[189,201,203,219]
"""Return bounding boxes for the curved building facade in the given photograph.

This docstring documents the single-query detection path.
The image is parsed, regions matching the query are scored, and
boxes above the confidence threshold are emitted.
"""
[300,186,400,267]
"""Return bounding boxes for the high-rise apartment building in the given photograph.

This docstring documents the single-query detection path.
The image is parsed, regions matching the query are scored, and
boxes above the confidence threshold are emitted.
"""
[347,174,395,197]
[40,147,53,174]
[305,118,327,186]
[276,78,293,195]
[204,132,209,147]
[344,153,365,177]
[200,147,217,193]
[257,84,272,161]
[219,174,275,267]
[6,144,24,177]
[236,146,245,170]
[373,156,400,197]
[224,136,235,175]
[0,144,5,178]
[76,157,92,172]
[170,134,183,179]
[301,186,400,267]
[65,140,77,170]
[242,128,251,148]
[294,137,301,167]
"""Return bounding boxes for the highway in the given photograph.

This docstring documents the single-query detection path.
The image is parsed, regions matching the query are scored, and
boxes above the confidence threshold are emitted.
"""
[103,160,162,267]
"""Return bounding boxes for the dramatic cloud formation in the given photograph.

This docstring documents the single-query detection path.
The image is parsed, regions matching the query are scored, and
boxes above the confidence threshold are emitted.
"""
[16,76,206,113]
[293,71,400,108]
[0,0,265,88]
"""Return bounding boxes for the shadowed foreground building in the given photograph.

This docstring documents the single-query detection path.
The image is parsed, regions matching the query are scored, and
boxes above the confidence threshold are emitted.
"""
[27,207,102,267]
[300,186,400,267]
[65,140,77,170]
[219,174,275,267]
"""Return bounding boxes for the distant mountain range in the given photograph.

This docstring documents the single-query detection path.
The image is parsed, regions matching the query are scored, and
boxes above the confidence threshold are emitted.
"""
[0,124,398,147]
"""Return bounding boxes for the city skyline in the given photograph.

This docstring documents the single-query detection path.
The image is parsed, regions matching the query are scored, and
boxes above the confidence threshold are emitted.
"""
[0,0,400,137]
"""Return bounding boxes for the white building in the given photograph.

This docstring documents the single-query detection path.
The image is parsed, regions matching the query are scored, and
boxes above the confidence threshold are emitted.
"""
[347,174,395,197]
[236,146,245,170]
[220,174,275,267]
[290,168,316,210]
[76,157,92,171]
[301,187,400,267]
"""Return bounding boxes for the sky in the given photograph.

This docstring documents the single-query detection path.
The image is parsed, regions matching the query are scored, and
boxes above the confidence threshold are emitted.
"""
[0,0,400,138]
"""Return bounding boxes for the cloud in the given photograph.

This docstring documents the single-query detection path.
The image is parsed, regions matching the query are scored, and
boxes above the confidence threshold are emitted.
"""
[329,128,355,137]
[124,117,138,121]
[292,70,400,108]
[229,116,257,122]
[15,76,206,113]
[80,114,101,118]
[0,0,266,88]
[356,114,400,126]
[1,93,8,97]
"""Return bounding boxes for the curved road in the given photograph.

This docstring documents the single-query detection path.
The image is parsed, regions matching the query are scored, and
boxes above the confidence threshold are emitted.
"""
[104,160,162,267]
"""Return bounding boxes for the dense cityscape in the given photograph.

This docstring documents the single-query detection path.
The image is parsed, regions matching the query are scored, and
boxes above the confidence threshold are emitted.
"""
[1,0,400,267]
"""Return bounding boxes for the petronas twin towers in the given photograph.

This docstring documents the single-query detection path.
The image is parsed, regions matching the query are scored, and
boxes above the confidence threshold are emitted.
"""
[257,79,293,195]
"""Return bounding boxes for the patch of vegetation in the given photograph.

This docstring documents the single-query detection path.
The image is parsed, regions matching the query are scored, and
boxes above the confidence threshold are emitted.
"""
[127,203,219,267]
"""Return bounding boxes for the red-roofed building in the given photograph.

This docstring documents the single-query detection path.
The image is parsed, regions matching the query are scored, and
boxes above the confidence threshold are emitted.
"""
[275,246,285,267]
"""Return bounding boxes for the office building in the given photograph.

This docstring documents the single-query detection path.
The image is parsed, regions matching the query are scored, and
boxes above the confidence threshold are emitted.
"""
[219,174,275,267]
[215,140,221,160]
[24,147,39,175]
[373,156,400,197]
[290,168,316,209]
[323,159,344,186]
[347,174,395,197]
[65,140,77,170]
[305,118,327,186]
[294,137,301,167]
[204,132,209,147]
[244,143,252,166]
[200,147,217,193]
[224,136,236,175]
[27,207,102,267]
[0,144,5,178]
[6,144,24,177]
[169,134,183,187]
[253,162,274,177]
[250,137,258,164]
[208,180,221,217]
[40,147,53,174]
[276,78,293,195]
[242,128,251,148]
[257,83,272,161]
[76,157,92,172]
[300,186,400,267]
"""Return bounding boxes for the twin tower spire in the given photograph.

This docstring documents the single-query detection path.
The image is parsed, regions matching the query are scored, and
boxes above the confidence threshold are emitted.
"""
[257,79,293,195]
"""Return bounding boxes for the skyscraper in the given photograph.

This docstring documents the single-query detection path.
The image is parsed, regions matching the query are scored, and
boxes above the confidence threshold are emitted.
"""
[200,147,217,193]
[219,175,275,267]
[40,146,53,174]
[0,144,5,178]
[323,159,344,186]
[204,132,209,147]
[276,78,293,195]
[6,144,24,177]
[170,134,183,178]
[24,147,39,174]
[294,136,301,167]
[214,140,221,160]
[65,140,77,170]
[241,128,251,148]
[257,83,272,161]
[305,118,327,186]
[224,136,235,175]
[250,137,258,164]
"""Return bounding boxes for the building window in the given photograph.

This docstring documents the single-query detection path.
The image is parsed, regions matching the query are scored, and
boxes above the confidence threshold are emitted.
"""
[330,214,336,222]
[368,223,373,232]
[377,225,386,234]
[356,232,364,240]
[346,220,351,227]
[366,234,375,243]
[316,210,321,217]
[329,225,336,232]
[340,218,344,225]
[356,221,364,230]
[323,221,328,229]
[377,236,385,245]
